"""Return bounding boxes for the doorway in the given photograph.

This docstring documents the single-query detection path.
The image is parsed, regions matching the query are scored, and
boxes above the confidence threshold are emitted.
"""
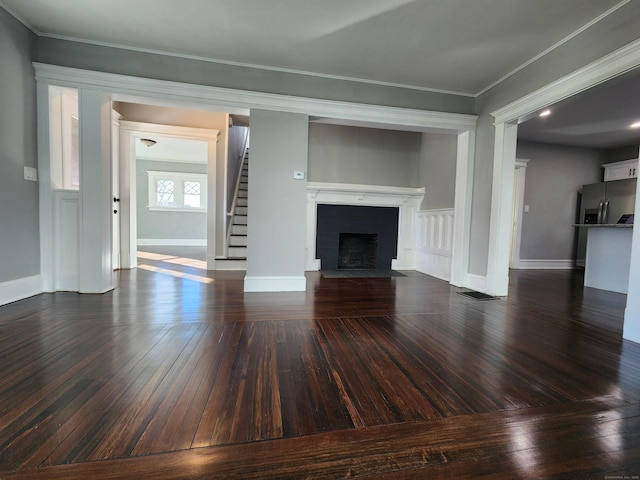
[510,159,529,269]
[117,121,220,271]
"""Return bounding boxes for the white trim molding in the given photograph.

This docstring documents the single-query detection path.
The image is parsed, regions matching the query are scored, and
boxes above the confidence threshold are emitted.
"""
[517,259,576,270]
[492,37,640,124]
[33,64,477,133]
[0,275,43,307]
[416,208,454,282]
[305,182,425,271]
[243,275,307,292]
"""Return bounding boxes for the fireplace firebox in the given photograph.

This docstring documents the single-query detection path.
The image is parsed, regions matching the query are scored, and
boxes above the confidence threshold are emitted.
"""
[315,204,398,271]
[338,233,378,269]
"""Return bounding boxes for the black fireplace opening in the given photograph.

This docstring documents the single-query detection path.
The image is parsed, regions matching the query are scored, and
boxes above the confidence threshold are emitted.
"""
[338,233,378,270]
[316,204,399,271]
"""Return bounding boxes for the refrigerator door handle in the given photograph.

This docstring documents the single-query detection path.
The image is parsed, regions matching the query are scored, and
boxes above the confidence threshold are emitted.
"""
[597,200,604,224]
[603,199,610,224]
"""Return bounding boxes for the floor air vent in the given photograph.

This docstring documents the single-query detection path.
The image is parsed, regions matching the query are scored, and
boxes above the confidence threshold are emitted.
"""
[456,290,498,301]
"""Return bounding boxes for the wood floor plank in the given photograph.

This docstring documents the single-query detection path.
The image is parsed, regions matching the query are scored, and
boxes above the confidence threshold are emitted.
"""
[276,320,353,436]
[317,316,445,425]
[3,399,637,479]
[0,261,638,479]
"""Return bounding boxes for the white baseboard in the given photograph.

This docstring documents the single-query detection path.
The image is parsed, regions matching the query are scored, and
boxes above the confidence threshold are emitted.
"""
[517,259,576,270]
[137,239,206,246]
[466,273,487,293]
[0,275,43,306]
[244,275,307,292]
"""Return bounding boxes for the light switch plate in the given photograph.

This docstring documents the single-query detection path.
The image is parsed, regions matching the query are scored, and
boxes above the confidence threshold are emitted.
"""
[293,171,305,180]
[24,166,38,182]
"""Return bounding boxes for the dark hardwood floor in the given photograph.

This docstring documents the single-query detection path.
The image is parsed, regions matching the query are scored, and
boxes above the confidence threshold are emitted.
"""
[1,252,639,479]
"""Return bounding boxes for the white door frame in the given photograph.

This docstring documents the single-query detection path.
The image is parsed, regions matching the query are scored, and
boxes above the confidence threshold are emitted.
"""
[510,159,529,269]
[112,109,122,270]
[487,39,640,297]
[118,121,219,270]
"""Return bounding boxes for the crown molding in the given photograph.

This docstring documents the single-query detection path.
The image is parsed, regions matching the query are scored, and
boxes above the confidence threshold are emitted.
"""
[33,63,477,132]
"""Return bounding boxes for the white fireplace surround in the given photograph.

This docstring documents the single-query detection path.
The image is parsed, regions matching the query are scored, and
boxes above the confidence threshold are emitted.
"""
[306,182,425,271]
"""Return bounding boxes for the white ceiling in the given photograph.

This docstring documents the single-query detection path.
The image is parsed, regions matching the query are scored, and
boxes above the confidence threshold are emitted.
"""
[0,0,625,96]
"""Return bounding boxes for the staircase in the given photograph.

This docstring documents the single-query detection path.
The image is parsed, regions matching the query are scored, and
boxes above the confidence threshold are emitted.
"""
[215,149,249,270]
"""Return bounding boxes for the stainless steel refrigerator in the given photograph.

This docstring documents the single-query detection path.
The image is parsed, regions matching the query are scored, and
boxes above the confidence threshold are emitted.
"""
[576,177,637,265]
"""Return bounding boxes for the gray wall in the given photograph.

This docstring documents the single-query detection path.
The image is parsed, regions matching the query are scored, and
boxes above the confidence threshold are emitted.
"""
[471,0,640,275]
[0,9,39,283]
[308,123,421,187]
[116,103,227,129]
[516,141,606,261]
[247,110,308,277]
[37,37,475,114]
[419,133,458,210]
[136,159,207,241]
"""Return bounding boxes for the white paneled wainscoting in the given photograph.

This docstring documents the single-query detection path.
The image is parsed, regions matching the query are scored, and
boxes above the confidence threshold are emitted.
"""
[415,208,454,282]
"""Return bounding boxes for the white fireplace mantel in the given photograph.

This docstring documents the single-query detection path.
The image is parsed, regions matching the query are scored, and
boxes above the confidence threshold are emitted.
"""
[306,182,425,271]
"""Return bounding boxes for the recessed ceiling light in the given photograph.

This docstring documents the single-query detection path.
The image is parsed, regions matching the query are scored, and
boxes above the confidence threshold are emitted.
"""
[539,109,552,117]
[630,121,640,129]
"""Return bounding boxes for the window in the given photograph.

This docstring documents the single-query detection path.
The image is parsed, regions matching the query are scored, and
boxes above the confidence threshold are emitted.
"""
[48,85,80,190]
[147,171,207,211]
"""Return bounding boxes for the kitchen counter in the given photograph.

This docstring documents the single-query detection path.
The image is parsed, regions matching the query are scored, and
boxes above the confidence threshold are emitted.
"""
[574,225,632,294]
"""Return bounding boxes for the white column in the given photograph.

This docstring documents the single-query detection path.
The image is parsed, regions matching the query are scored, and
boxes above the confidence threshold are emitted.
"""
[78,88,115,293]
[486,121,518,296]
[450,129,475,287]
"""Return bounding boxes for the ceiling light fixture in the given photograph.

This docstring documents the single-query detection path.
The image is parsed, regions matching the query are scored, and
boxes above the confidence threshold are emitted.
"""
[630,121,640,129]
[140,138,157,147]
[539,109,552,117]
